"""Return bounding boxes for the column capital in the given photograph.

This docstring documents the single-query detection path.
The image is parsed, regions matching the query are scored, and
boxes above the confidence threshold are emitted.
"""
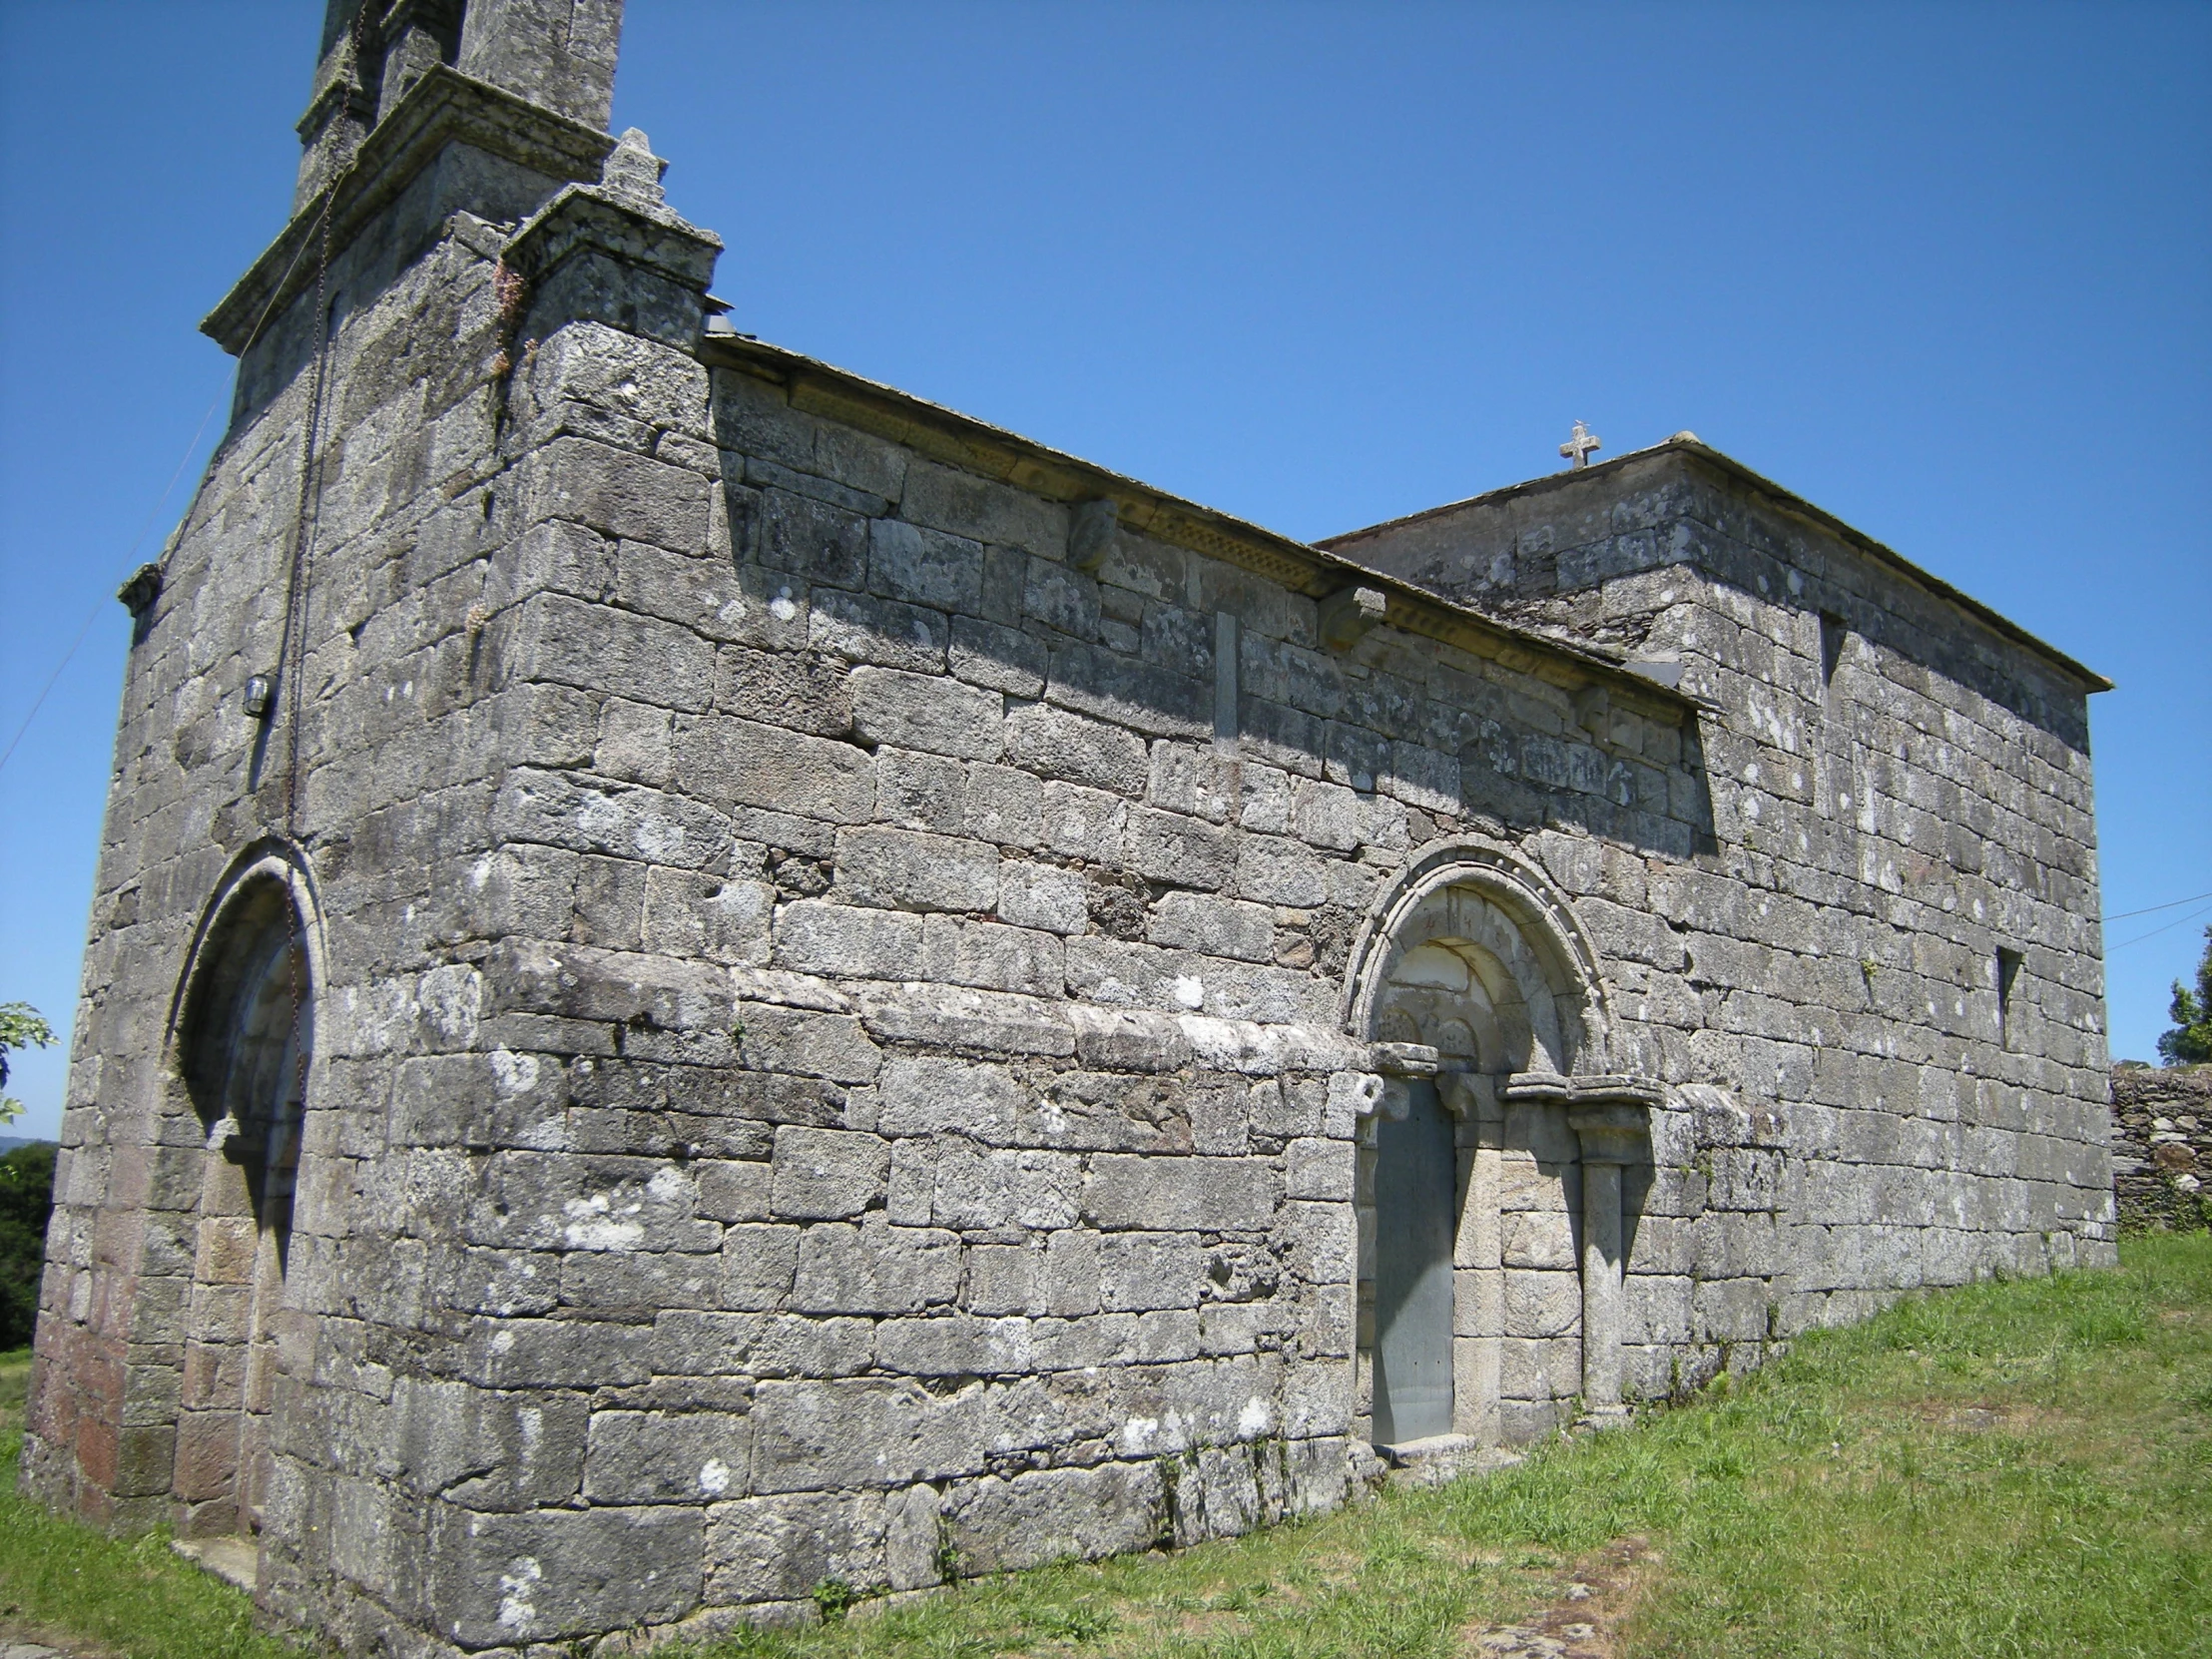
[1566,1100,1651,1165]
[1505,1071,1662,1113]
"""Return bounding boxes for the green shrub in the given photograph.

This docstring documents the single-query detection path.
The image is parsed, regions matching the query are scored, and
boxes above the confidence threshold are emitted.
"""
[0,1142,55,1349]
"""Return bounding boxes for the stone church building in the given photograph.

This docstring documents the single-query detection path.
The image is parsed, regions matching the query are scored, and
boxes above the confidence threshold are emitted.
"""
[26,2,2118,1650]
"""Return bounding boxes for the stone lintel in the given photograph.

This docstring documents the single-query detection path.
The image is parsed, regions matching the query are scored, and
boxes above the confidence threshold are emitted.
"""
[1370,1041,1440,1078]
[203,64,616,355]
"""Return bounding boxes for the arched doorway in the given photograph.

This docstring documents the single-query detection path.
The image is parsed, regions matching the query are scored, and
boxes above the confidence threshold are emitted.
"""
[1350,842,1606,1451]
[171,871,312,1542]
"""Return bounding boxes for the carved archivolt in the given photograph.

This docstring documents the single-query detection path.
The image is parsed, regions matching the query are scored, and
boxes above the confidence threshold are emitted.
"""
[165,839,326,1127]
[1343,836,1610,1076]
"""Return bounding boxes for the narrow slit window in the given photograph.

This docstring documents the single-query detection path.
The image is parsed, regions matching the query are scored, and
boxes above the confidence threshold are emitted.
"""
[1819,611,1848,690]
[1995,946,2023,1049]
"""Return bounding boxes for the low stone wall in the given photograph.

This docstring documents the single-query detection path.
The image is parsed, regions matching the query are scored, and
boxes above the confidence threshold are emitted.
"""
[2111,1065,2212,1230]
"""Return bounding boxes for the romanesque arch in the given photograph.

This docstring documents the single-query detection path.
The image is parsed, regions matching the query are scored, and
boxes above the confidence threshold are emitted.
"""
[1343,839,1648,1453]
[164,844,321,1543]
[1344,836,1609,1077]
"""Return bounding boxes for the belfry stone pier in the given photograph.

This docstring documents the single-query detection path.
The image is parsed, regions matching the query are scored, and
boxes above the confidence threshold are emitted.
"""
[26,3,2118,1650]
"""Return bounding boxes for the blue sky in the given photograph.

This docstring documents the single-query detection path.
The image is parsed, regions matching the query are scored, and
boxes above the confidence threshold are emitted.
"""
[2,1,2206,1137]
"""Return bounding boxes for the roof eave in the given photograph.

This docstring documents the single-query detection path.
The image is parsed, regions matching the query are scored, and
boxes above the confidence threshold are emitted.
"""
[700,333,1704,720]
[1320,438,2113,696]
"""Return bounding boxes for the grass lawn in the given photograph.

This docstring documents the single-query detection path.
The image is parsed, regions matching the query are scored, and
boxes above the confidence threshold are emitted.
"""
[0,1233,2204,1658]
[0,1355,294,1659]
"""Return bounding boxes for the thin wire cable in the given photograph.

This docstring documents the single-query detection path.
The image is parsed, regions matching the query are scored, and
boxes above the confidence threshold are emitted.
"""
[2111,901,2212,952]
[2106,890,2212,922]
[0,388,224,776]
[0,603,104,778]
[255,10,370,1516]
[0,196,331,780]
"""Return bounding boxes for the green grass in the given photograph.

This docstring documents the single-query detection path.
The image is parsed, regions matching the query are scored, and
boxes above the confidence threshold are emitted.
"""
[0,1352,296,1659]
[689,1234,2212,1659]
[0,1235,2206,1657]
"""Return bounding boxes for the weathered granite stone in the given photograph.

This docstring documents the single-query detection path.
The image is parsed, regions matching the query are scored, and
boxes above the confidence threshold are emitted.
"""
[2109,1064,2210,1230]
[26,3,2116,1651]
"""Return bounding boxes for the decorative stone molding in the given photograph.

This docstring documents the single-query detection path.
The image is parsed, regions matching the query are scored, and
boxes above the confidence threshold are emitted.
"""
[163,839,328,1061]
[1341,835,1612,1071]
[206,63,616,355]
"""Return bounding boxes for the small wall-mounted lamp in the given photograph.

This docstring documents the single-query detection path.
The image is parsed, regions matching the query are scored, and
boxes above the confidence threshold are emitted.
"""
[244,675,276,719]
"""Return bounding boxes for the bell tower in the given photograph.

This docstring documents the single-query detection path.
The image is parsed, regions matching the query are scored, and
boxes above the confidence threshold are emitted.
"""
[25,0,720,1635]
[294,0,624,207]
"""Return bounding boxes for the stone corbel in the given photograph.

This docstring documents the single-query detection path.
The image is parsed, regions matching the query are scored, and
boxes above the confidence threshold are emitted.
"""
[1326,1070,1385,1134]
[1360,1042,1438,1122]
[1436,1071,1497,1121]
[1371,1042,1439,1078]
[117,563,162,618]
[1068,498,1120,574]
[1319,585,1390,652]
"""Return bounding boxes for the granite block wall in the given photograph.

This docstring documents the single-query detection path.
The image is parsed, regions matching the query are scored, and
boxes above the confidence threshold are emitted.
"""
[25,14,2119,1651]
[1328,444,2119,1338]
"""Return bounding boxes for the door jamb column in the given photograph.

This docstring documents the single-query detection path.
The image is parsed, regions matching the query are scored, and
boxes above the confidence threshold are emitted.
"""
[1500,1074,1660,1426]
[1565,1092,1655,1421]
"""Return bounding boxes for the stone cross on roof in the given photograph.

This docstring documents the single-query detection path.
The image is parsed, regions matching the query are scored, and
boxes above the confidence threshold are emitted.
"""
[1560,420,1602,470]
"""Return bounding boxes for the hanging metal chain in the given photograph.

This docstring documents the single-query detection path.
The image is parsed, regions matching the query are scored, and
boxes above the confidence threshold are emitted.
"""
[277,183,336,841]
[272,3,379,1173]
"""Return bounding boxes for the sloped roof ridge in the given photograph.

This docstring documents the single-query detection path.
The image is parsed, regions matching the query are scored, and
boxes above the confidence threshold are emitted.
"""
[1317,437,2111,694]
[700,333,1699,714]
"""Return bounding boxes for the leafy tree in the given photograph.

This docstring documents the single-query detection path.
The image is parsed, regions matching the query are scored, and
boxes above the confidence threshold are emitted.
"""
[2161,926,2212,1066]
[0,1142,55,1348]
[0,1001,57,1125]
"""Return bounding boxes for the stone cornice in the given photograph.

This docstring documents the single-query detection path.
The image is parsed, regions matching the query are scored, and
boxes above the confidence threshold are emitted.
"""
[203,64,615,355]
[699,333,1700,725]
[502,183,723,291]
